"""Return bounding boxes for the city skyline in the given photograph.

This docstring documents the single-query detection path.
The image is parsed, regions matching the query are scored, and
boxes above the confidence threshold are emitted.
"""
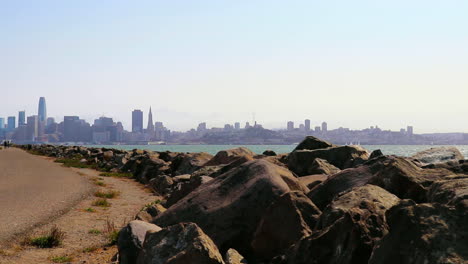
[1,1,468,133]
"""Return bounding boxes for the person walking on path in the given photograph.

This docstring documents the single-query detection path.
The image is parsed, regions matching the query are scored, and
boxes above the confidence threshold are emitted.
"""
[3,140,7,149]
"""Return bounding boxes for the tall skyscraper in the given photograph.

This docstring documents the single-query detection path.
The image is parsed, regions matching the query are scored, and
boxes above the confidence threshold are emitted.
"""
[234,122,240,130]
[64,116,80,141]
[18,111,26,126]
[322,121,328,132]
[305,119,311,131]
[407,126,414,136]
[46,117,55,126]
[7,116,16,130]
[0,118,4,129]
[147,107,154,133]
[38,97,47,122]
[132,109,143,133]
[287,121,294,131]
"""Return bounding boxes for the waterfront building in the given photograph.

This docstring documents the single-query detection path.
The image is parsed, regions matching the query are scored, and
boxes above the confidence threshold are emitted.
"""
[197,122,207,132]
[287,121,294,131]
[0,118,4,129]
[245,122,251,129]
[132,109,143,133]
[18,111,26,126]
[322,121,328,132]
[305,119,311,131]
[407,126,414,136]
[46,117,55,126]
[299,124,305,131]
[63,116,80,141]
[315,126,321,132]
[234,122,240,130]
[7,116,16,131]
[38,97,47,122]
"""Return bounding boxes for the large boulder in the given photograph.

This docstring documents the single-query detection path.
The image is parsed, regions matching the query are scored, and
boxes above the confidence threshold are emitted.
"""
[137,222,225,264]
[411,147,464,165]
[293,136,335,151]
[283,185,399,264]
[171,152,213,176]
[307,158,341,175]
[224,249,247,264]
[133,155,171,183]
[251,191,321,261]
[427,176,468,206]
[118,220,162,264]
[298,174,328,190]
[204,147,255,166]
[309,156,454,209]
[153,160,309,258]
[287,145,369,176]
[369,200,468,264]
[165,176,214,207]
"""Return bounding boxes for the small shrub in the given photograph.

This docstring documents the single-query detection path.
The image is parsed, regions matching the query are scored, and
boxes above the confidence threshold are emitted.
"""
[95,181,105,186]
[99,172,133,178]
[88,229,101,235]
[82,246,99,253]
[94,190,120,199]
[140,199,162,211]
[104,219,119,246]
[29,226,65,248]
[92,198,110,207]
[84,207,95,213]
[50,255,73,263]
[55,158,97,169]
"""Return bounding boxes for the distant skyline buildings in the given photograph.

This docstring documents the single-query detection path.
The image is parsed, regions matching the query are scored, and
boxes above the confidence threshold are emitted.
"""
[132,110,143,133]
[38,97,47,123]
[18,111,25,126]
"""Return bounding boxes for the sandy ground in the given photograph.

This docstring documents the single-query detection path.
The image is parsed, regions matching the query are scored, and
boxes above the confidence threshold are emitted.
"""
[0,149,159,264]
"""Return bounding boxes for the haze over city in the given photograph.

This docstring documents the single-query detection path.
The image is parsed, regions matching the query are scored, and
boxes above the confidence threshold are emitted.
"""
[2,1,468,132]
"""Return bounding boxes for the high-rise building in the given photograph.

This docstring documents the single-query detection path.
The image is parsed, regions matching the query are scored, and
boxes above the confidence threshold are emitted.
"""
[315,126,321,132]
[46,117,55,126]
[147,107,154,133]
[234,122,240,130]
[38,97,47,122]
[7,116,16,130]
[407,126,414,136]
[245,122,251,129]
[0,118,4,129]
[132,110,143,133]
[26,115,39,141]
[64,116,80,141]
[305,119,311,131]
[287,121,294,131]
[197,122,207,132]
[18,111,26,126]
[322,122,328,132]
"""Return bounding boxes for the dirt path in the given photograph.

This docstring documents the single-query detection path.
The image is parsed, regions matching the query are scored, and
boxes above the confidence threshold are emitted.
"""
[0,148,92,242]
[0,152,159,264]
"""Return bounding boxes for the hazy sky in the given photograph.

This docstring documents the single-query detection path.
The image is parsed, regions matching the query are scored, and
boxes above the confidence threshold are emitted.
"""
[1,1,467,132]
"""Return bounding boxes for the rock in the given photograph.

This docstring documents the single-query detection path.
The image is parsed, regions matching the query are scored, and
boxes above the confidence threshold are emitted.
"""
[204,147,255,166]
[118,220,162,264]
[136,204,167,222]
[157,151,178,162]
[137,222,225,264]
[368,200,468,264]
[165,176,214,208]
[285,185,399,264]
[427,176,468,206]
[133,155,171,183]
[103,150,114,161]
[225,248,248,264]
[173,174,191,182]
[293,136,335,151]
[287,145,369,176]
[298,174,328,190]
[411,146,464,165]
[153,160,309,258]
[317,184,400,229]
[149,175,174,196]
[369,149,383,159]
[135,211,153,222]
[308,158,341,175]
[171,152,213,176]
[251,191,321,261]
[209,155,254,178]
[309,156,454,209]
[262,150,277,156]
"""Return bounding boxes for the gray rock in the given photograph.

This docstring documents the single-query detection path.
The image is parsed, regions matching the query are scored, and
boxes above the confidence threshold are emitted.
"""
[412,147,464,165]
[118,220,162,264]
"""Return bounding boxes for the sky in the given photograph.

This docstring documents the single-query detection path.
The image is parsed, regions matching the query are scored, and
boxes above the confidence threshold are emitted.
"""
[1,0,467,133]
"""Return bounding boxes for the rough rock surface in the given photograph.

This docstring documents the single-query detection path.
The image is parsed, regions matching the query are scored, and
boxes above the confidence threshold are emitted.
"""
[293,136,335,151]
[224,248,248,264]
[262,150,277,156]
[298,174,328,190]
[251,191,321,261]
[137,222,225,264]
[411,146,464,165]
[284,185,399,264]
[287,145,369,176]
[153,160,309,257]
[204,147,255,166]
[165,176,213,207]
[307,158,341,175]
[171,152,213,176]
[369,149,383,159]
[427,176,468,206]
[118,220,162,264]
[369,200,468,264]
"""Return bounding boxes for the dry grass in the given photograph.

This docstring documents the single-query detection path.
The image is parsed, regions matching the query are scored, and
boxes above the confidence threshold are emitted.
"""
[104,219,119,246]
[94,190,120,199]
[50,255,73,263]
[92,198,111,207]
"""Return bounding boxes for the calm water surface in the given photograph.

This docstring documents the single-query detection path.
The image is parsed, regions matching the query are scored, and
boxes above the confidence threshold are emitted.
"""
[88,144,468,158]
